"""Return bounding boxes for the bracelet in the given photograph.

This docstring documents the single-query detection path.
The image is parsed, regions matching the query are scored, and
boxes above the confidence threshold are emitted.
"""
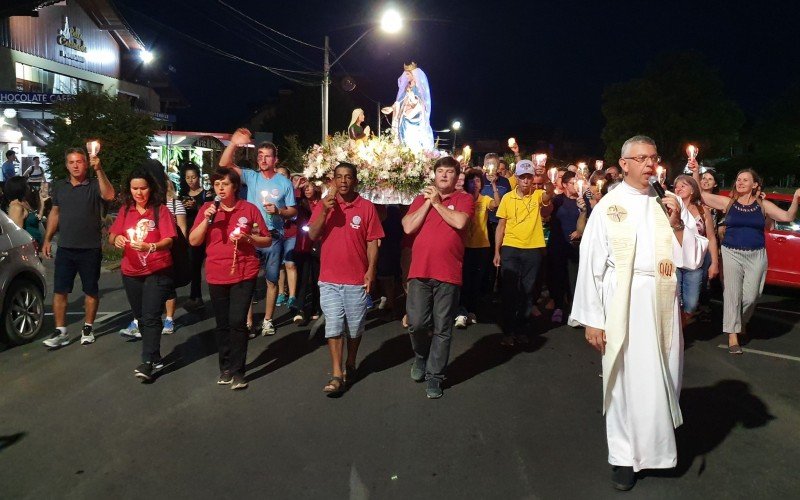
[541,201,551,207]
[671,221,685,231]
[150,243,157,252]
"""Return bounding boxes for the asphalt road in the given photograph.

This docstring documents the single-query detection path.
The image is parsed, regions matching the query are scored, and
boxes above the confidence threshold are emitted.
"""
[1,261,799,499]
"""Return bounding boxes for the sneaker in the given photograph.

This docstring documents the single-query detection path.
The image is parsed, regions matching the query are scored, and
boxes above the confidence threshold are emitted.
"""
[286,296,297,310]
[162,318,175,335]
[261,319,276,336]
[551,308,564,323]
[467,313,477,325]
[293,313,305,325]
[183,298,204,311]
[611,466,635,491]
[119,321,141,338]
[500,335,515,347]
[426,378,443,399]
[134,362,154,381]
[454,315,468,329]
[217,370,233,385]
[410,358,426,382]
[231,375,248,390]
[80,325,95,345]
[247,323,255,339]
[43,330,70,348]
[276,293,288,307]
[377,296,388,310]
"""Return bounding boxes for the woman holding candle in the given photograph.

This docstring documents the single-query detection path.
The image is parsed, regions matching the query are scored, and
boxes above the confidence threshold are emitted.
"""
[189,167,271,389]
[109,169,176,381]
[182,164,211,311]
[292,182,323,326]
[673,175,718,325]
[690,161,800,353]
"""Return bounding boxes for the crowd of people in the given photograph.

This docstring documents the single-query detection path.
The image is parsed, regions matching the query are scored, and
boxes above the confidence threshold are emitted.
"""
[2,131,799,492]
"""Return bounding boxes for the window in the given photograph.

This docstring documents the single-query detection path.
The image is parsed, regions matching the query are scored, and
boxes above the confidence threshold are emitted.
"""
[772,200,800,234]
[15,62,101,94]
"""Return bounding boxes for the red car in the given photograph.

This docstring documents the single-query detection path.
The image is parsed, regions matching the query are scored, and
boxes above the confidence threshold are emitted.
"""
[719,191,800,288]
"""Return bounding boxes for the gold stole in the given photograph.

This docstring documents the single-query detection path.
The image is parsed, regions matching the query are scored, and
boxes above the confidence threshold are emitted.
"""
[602,188,683,428]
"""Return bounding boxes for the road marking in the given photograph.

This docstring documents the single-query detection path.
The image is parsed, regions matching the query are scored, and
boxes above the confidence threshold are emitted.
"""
[710,299,800,316]
[717,344,800,362]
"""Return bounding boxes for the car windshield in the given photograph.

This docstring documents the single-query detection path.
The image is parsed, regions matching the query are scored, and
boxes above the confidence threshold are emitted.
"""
[773,200,800,233]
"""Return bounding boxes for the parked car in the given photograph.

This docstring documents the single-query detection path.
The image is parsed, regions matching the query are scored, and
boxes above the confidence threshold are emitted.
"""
[719,191,800,288]
[0,210,47,345]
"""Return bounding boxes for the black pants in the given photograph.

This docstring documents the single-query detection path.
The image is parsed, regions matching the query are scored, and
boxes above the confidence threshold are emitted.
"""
[485,221,500,293]
[499,246,543,335]
[294,252,320,317]
[189,244,206,300]
[461,247,490,315]
[209,278,256,377]
[547,243,579,310]
[406,278,460,381]
[122,271,174,363]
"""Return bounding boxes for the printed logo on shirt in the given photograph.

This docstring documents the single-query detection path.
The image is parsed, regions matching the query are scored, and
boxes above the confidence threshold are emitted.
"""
[237,216,249,229]
[350,215,362,229]
[447,204,455,210]
[271,188,280,198]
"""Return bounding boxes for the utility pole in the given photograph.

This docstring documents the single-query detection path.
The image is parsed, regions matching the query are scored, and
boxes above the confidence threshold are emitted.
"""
[322,36,330,142]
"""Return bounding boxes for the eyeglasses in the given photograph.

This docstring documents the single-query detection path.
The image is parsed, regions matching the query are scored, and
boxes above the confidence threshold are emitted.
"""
[622,155,660,164]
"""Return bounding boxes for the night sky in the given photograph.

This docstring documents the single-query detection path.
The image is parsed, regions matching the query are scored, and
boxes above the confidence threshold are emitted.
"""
[115,0,800,153]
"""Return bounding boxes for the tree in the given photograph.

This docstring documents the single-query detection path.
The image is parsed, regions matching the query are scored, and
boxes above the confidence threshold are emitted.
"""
[43,90,156,184]
[601,52,745,169]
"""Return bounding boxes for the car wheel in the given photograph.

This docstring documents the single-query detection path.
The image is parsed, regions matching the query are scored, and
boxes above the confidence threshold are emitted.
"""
[2,280,45,345]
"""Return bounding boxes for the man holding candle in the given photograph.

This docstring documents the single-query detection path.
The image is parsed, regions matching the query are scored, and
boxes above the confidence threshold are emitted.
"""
[220,128,296,337]
[308,162,384,395]
[569,135,708,490]
[481,153,510,294]
[402,156,474,399]
[493,160,553,346]
[42,147,115,348]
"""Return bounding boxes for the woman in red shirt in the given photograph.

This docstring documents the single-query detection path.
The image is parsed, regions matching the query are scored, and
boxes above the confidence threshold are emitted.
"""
[189,168,271,390]
[109,169,177,381]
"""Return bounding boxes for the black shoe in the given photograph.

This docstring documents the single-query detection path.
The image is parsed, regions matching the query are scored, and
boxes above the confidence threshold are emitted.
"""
[426,378,443,399]
[410,358,426,382]
[217,370,233,385]
[134,362,154,381]
[611,466,635,491]
[231,375,248,390]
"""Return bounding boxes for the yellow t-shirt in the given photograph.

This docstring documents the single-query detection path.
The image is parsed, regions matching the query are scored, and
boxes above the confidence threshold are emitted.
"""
[508,175,518,190]
[464,194,492,248]
[496,189,546,249]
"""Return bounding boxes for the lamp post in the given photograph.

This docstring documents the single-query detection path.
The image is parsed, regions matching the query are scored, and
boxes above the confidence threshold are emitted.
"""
[322,9,402,142]
[451,120,462,151]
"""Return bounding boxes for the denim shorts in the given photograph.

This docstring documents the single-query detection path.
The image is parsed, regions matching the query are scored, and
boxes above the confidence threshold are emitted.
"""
[319,282,368,339]
[282,236,296,265]
[53,247,102,296]
[257,237,284,284]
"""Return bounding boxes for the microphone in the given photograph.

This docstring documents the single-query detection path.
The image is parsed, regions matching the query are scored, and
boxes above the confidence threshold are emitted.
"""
[208,195,221,225]
[649,176,671,217]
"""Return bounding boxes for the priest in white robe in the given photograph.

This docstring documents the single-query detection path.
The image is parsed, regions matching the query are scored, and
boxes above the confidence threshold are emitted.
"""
[569,135,707,491]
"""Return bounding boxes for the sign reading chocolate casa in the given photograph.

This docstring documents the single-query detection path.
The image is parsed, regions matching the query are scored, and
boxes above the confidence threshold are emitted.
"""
[57,16,87,53]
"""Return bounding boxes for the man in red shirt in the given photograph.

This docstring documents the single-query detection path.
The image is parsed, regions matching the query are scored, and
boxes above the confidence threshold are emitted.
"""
[402,156,475,399]
[308,163,384,395]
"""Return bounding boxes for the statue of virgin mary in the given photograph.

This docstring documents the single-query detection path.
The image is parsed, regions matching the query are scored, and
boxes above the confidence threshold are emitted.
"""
[384,62,434,152]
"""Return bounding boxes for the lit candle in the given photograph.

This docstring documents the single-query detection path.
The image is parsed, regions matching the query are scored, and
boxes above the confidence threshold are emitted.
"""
[686,144,698,160]
[595,160,604,170]
[231,226,241,237]
[656,165,665,184]
[597,179,605,193]
[126,228,136,242]
[86,140,101,157]
[577,179,585,197]
[548,167,558,184]
[463,145,472,163]
[260,190,269,204]
[578,162,588,177]
[534,154,547,168]
[485,161,497,176]
[507,137,516,148]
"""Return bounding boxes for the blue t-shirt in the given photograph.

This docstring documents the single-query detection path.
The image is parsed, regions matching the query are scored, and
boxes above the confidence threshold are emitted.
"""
[2,160,16,181]
[239,169,296,235]
[548,194,580,248]
[481,175,510,224]
[722,201,765,250]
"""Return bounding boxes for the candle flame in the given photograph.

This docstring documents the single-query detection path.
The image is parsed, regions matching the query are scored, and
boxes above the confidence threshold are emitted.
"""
[548,167,558,183]
[507,137,516,147]
[595,160,604,170]
[686,144,698,159]
[534,154,547,167]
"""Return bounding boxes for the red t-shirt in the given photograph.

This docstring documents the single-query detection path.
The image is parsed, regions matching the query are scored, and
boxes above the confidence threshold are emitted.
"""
[191,200,268,285]
[407,191,475,285]
[295,199,320,254]
[311,195,385,285]
[283,188,302,239]
[110,205,177,277]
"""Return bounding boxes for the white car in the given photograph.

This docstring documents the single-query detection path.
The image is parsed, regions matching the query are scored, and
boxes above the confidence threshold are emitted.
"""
[0,210,47,345]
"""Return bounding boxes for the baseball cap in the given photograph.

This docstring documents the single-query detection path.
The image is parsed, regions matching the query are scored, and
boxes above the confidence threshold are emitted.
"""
[515,159,534,177]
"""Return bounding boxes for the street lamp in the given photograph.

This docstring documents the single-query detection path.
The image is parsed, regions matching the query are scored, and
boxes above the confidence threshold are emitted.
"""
[322,9,402,141]
[139,49,154,64]
[452,120,461,151]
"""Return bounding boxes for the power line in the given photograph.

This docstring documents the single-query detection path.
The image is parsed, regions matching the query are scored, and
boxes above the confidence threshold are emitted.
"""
[217,0,324,50]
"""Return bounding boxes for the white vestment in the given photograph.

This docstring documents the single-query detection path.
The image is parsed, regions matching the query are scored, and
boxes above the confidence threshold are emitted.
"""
[569,180,707,471]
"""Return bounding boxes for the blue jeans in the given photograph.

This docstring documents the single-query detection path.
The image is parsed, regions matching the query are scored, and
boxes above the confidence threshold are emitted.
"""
[257,237,284,284]
[677,267,704,314]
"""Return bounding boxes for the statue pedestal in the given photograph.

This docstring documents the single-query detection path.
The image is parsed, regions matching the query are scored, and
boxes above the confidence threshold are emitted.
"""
[359,187,418,205]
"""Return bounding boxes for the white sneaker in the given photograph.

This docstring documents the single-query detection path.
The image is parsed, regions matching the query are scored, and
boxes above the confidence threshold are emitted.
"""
[454,315,468,329]
[80,325,95,345]
[261,319,276,336]
[120,321,141,339]
[377,296,388,310]
[43,330,70,348]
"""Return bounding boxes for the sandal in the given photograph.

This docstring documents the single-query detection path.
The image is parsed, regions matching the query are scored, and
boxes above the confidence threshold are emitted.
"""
[323,376,344,393]
[343,364,357,386]
[728,344,743,355]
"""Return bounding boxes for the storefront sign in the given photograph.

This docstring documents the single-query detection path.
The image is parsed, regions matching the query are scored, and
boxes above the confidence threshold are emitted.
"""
[57,17,87,53]
[0,92,76,104]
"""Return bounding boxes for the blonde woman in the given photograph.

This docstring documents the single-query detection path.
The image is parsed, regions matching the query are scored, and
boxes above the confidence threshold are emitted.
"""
[348,108,370,141]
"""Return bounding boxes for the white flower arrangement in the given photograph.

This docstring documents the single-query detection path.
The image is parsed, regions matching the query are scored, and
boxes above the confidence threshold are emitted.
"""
[303,132,442,204]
